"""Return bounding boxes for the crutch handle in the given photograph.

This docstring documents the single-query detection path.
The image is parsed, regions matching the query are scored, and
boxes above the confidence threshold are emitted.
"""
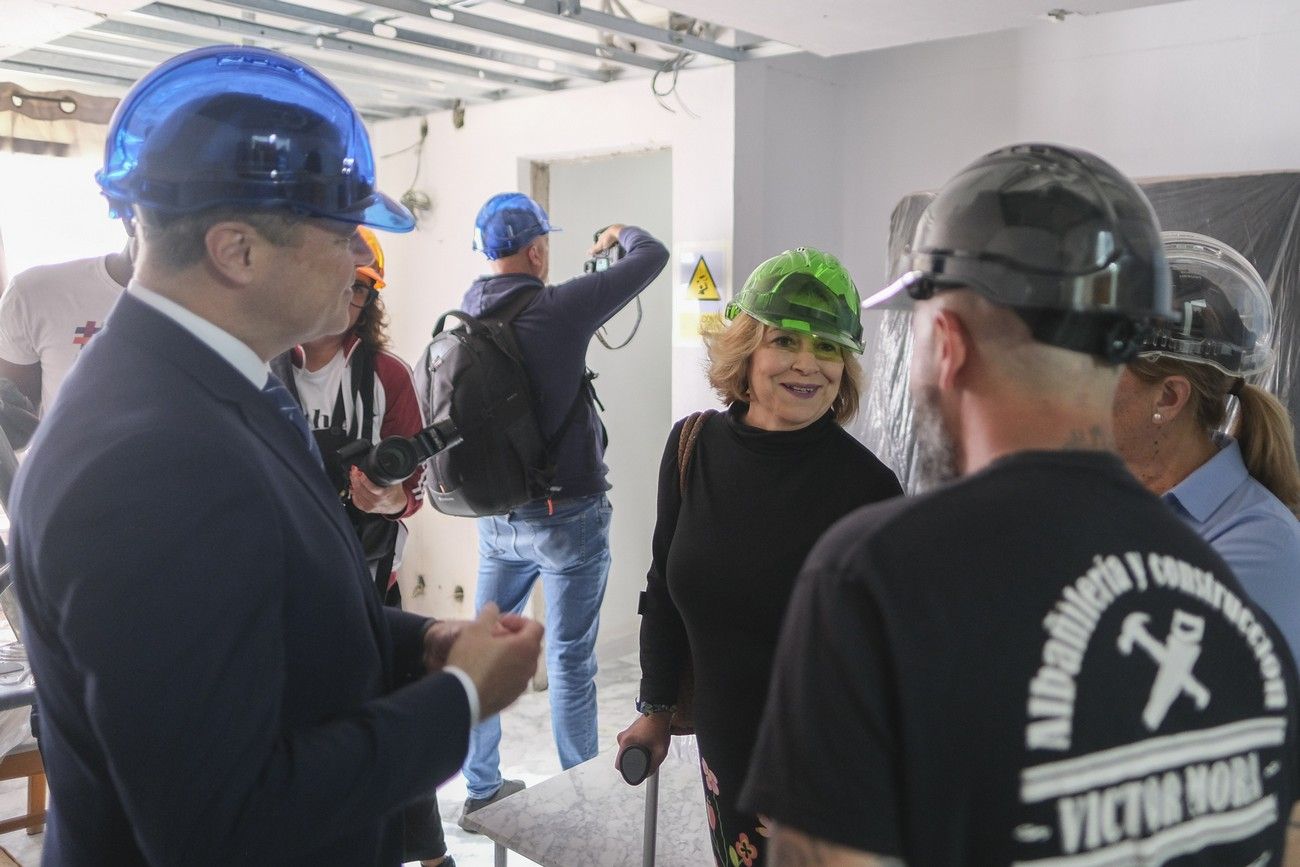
[618,744,651,785]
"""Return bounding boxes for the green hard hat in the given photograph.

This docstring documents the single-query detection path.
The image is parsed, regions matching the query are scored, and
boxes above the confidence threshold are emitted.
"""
[726,247,864,353]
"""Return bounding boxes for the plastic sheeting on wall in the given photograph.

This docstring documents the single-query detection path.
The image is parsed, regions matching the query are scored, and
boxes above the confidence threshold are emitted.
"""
[850,171,1300,493]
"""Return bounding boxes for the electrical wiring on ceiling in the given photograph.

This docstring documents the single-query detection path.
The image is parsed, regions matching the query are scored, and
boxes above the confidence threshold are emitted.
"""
[596,0,703,117]
[382,118,432,223]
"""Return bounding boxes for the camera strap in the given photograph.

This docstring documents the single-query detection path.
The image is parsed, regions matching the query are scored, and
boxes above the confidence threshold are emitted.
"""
[339,346,398,600]
[273,347,398,594]
[351,345,378,443]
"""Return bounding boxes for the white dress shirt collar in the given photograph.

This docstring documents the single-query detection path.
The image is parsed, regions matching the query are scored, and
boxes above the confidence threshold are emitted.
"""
[128,280,268,388]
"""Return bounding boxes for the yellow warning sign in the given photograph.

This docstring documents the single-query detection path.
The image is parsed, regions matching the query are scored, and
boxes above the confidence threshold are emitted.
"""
[689,257,720,300]
[677,311,725,342]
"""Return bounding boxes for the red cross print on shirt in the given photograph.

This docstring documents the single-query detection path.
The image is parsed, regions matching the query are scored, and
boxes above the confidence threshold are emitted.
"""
[73,321,101,349]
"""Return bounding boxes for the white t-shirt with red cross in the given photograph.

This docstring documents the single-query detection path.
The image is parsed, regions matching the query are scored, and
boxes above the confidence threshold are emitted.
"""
[0,254,124,413]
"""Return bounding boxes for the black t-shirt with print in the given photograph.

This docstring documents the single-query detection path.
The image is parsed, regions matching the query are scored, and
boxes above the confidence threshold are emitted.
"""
[741,451,1300,866]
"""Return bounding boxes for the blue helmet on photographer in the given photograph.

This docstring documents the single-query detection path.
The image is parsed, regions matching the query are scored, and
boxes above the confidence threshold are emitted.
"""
[472,192,560,260]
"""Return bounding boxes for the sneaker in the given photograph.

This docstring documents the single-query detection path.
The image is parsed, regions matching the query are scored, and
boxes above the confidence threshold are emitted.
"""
[458,779,526,832]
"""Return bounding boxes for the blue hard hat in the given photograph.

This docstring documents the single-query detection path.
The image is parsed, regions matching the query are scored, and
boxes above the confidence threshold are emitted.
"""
[97,45,414,232]
[473,192,560,259]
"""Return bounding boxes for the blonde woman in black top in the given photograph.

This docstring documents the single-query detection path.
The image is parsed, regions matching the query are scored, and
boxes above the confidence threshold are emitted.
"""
[617,248,902,867]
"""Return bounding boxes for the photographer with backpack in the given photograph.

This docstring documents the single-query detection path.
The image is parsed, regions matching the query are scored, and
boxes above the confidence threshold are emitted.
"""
[444,192,668,827]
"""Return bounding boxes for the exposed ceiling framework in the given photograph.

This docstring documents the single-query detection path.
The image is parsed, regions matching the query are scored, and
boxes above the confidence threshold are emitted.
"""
[0,0,1198,120]
[647,0,1193,57]
[0,0,780,120]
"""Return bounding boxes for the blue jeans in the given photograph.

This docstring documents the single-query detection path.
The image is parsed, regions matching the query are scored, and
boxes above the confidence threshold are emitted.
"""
[463,493,612,799]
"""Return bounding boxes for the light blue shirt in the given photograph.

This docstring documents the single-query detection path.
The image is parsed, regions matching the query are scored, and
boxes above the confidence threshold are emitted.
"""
[1164,434,1300,667]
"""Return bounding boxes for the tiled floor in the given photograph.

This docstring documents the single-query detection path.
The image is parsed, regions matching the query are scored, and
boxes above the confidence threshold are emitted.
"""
[0,651,645,867]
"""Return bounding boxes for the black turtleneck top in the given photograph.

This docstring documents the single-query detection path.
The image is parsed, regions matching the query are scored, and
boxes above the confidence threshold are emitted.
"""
[638,402,901,864]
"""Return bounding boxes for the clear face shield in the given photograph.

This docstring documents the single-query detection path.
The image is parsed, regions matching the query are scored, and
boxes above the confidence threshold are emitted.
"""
[1139,231,1274,377]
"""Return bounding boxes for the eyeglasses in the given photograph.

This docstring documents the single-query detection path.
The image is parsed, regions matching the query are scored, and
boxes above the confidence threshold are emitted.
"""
[350,282,379,309]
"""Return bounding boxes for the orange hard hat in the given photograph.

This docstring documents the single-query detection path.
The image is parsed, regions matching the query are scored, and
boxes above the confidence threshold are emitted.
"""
[356,226,386,289]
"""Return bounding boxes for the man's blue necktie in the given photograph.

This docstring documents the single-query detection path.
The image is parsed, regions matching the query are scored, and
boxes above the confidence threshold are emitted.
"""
[262,374,323,466]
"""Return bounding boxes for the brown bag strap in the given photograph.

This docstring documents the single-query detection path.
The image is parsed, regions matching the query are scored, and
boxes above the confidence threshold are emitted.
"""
[676,409,717,495]
[659,408,716,738]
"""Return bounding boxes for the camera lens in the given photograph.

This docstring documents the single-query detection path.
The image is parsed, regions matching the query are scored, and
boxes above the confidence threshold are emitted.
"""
[363,438,418,487]
[374,449,410,481]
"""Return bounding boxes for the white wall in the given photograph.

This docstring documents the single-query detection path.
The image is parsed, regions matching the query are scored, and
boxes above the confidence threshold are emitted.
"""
[833,0,1300,289]
[732,54,845,288]
[371,66,734,657]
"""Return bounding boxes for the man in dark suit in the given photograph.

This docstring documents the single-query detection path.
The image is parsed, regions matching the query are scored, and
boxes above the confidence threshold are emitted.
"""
[8,45,542,865]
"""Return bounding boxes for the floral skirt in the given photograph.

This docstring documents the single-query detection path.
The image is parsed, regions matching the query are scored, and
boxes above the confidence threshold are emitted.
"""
[699,755,770,867]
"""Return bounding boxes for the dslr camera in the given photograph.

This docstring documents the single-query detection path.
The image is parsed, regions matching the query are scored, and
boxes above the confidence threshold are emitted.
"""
[583,227,625,274]
[337,417,461,488]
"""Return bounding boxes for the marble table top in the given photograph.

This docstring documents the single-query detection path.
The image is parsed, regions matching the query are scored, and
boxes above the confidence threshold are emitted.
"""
[462,743,712,866]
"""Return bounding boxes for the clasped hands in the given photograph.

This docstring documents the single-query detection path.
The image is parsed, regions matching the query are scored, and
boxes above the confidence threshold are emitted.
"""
[423,603,544,720]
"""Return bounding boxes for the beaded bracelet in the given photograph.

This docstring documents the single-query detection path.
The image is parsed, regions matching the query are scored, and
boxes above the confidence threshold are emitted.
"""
[635,697,676,715]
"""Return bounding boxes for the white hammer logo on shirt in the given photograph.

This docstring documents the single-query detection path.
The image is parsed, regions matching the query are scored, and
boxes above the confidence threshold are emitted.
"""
[1118,610,1211,730]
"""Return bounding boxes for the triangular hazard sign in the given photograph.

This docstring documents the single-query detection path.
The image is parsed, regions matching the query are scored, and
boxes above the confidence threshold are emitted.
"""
[689,257,720,300]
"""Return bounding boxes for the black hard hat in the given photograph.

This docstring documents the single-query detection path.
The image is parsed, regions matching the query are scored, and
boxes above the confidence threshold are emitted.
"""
[864,143,1176,362]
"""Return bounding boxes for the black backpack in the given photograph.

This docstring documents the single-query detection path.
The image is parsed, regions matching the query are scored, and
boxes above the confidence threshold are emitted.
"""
[417,288,594,517]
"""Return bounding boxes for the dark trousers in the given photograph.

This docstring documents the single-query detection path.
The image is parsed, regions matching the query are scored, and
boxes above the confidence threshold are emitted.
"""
[383,583,447,861]
[403,790,448,861]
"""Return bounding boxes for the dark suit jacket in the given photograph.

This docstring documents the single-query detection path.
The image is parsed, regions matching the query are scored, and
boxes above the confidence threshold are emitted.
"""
[10,293,470,865]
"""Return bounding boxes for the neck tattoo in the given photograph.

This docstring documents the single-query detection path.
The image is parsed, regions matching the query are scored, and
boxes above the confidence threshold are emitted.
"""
[1062,425,1111,451]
